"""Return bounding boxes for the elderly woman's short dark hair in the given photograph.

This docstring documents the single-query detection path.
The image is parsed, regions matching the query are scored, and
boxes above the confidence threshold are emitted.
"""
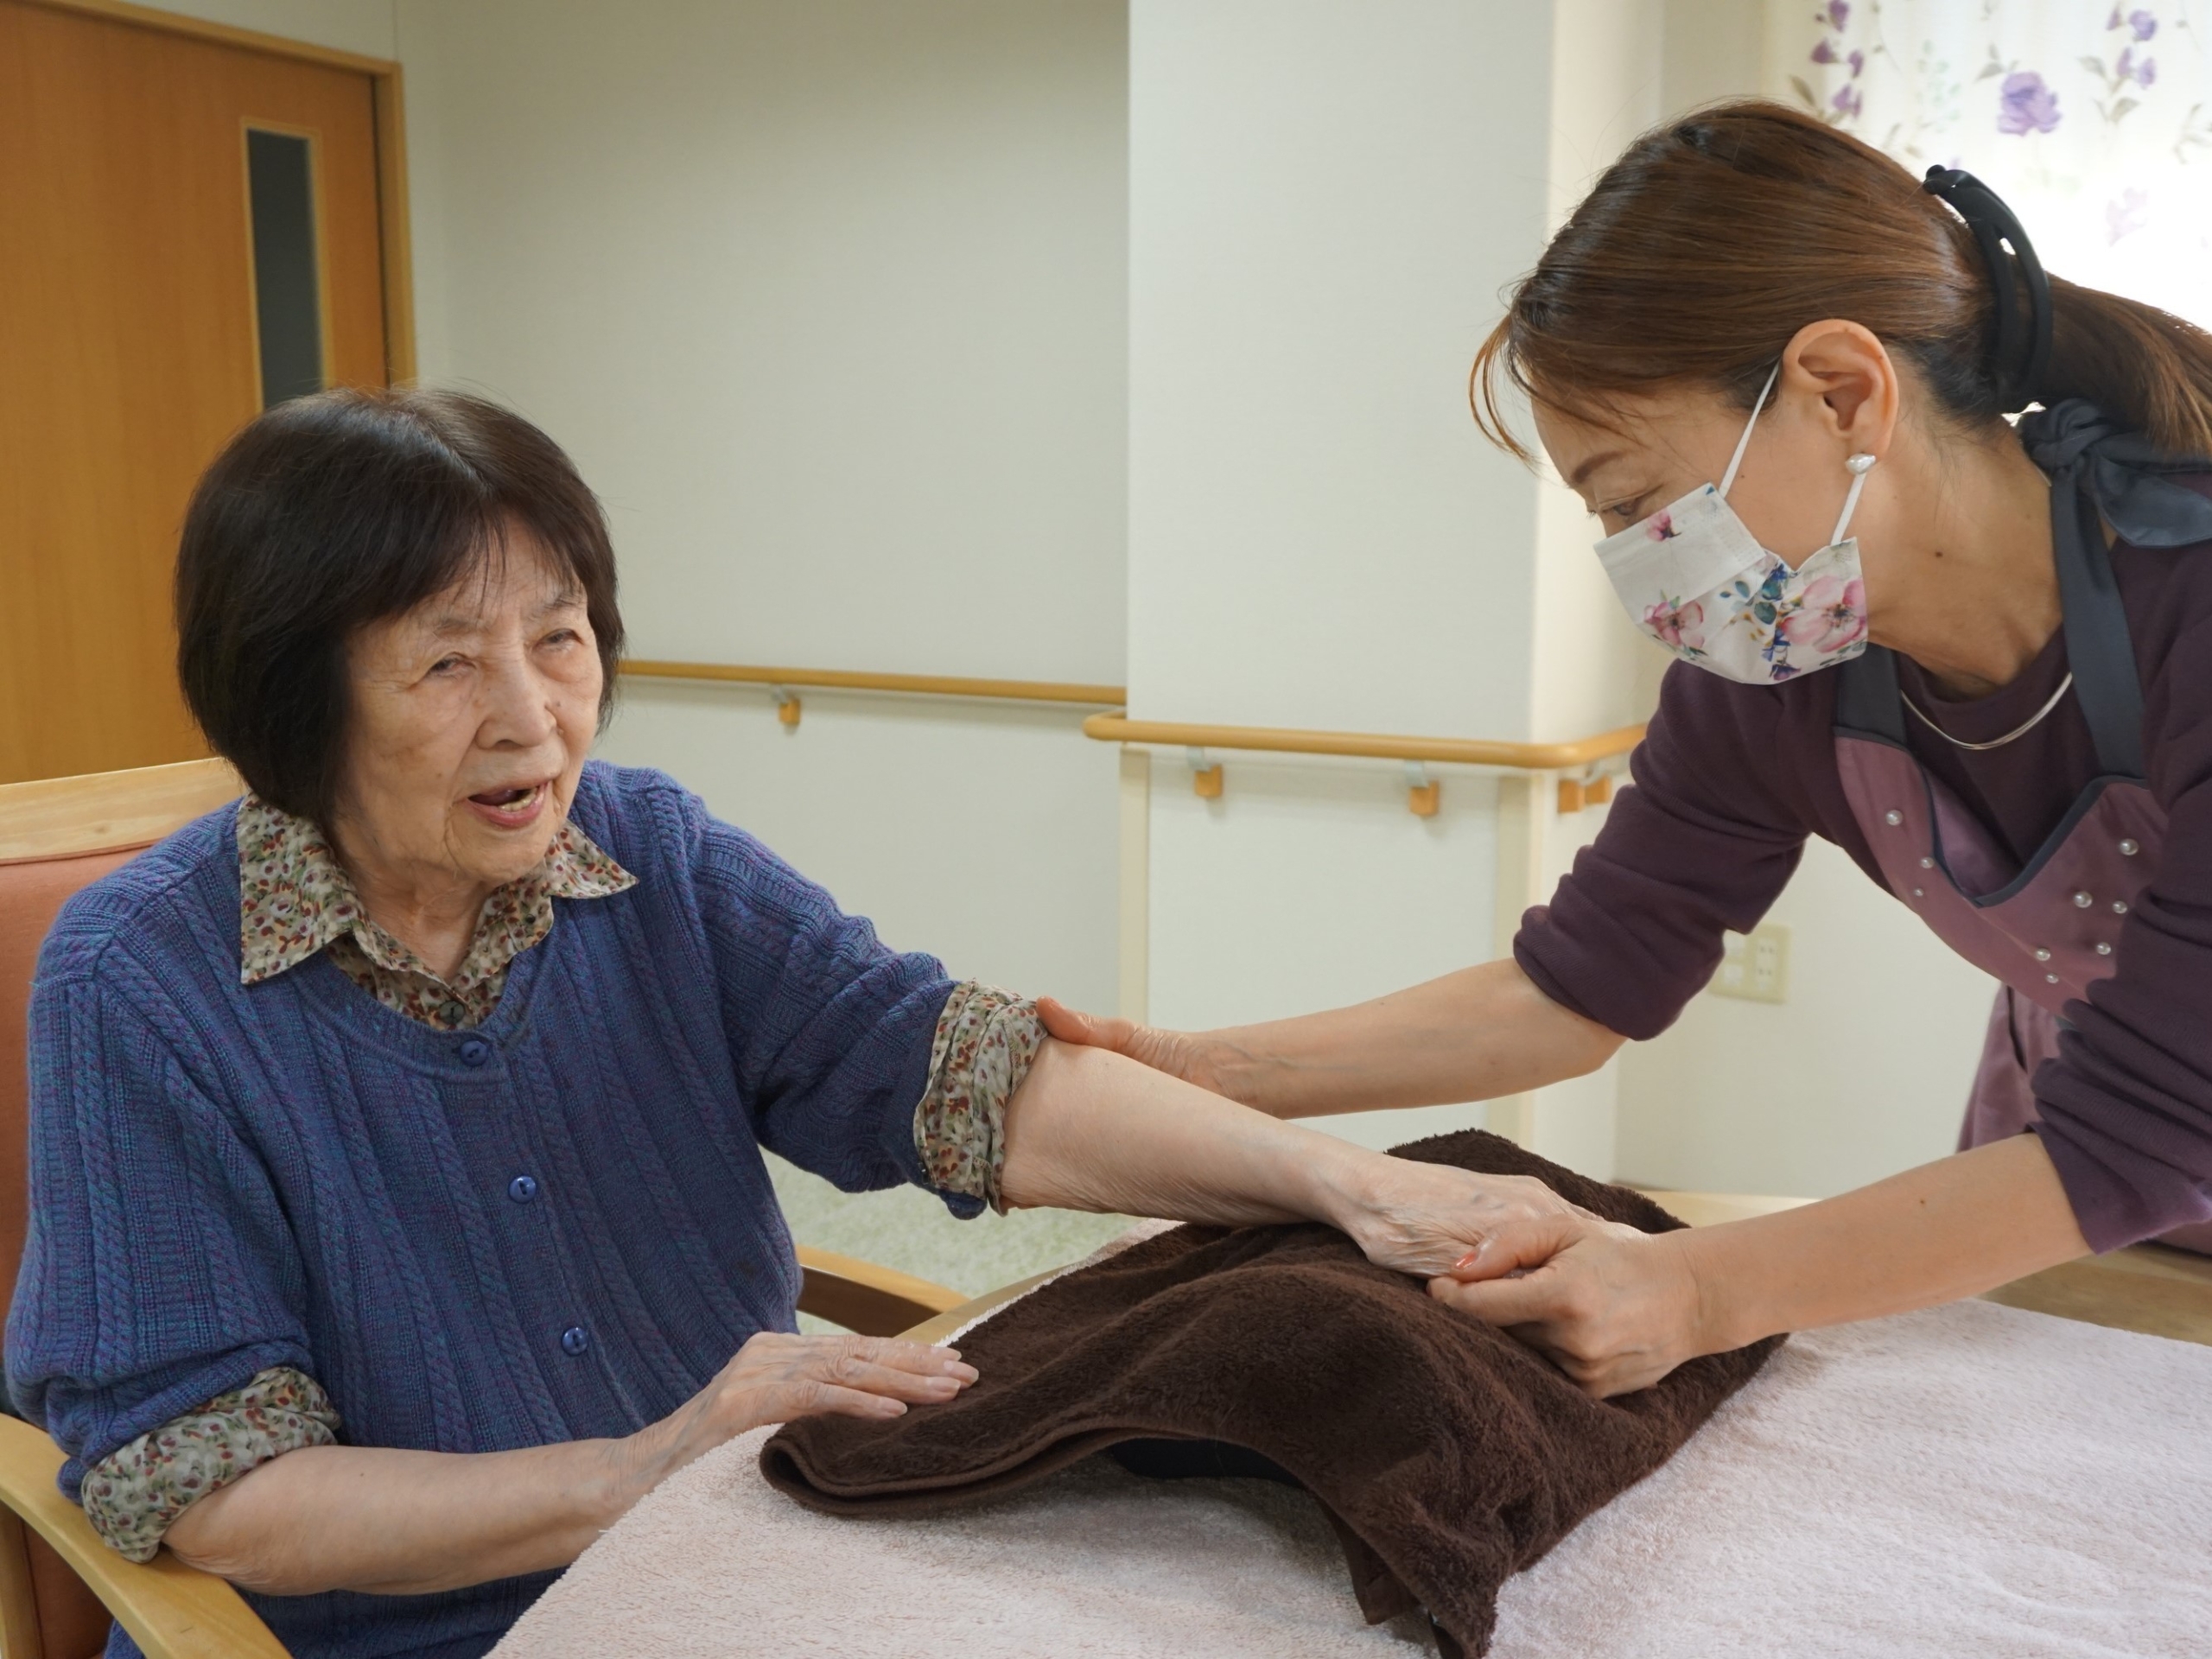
[176,388,624,825]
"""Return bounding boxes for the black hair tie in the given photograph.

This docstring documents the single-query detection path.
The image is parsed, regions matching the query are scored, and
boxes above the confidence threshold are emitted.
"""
[1922,165,2052,413]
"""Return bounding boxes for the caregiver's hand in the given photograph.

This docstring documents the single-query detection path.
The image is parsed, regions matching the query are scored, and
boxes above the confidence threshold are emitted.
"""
[626,1332,980,1486]
[1037,997,1228,1094]
[1427,1211,1708,1399]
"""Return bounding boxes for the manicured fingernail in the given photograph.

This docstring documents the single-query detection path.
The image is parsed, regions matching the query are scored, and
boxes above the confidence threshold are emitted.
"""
[947,1363,979,1382]
[1453,1250,1481,1272]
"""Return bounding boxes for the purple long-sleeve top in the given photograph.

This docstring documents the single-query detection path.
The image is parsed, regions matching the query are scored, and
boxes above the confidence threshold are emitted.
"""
[1515,518,2212,1251]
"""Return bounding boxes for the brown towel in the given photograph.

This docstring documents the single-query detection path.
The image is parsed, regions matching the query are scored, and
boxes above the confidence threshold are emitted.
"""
[761,1129,1784,1656]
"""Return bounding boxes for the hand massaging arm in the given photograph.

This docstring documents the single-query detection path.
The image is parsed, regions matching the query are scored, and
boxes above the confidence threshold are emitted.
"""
[1037,969,2094,1398]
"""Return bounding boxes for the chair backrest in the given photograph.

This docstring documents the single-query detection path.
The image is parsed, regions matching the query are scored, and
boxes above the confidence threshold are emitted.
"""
[0,760,243,1324]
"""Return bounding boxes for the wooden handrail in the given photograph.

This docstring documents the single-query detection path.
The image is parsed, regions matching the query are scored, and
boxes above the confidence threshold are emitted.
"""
[1083,713,1645,772]
[616,658,1642,774]
[621,659,1125,707]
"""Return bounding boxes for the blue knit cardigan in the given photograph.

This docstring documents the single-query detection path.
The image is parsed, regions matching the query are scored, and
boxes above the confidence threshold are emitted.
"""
[7,761,963,1659]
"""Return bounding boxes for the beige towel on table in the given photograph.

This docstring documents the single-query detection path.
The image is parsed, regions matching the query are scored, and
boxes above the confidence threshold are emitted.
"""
[494,1298,2212,1658]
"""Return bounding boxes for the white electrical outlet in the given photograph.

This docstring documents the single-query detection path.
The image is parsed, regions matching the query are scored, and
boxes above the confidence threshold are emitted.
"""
[1710,924,1790,1003]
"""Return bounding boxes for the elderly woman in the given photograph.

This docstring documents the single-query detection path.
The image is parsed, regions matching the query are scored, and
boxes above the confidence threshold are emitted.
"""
[8,389,1554,1659]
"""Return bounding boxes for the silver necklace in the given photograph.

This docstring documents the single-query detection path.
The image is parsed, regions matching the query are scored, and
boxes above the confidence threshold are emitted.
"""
[1901,671,2074,752]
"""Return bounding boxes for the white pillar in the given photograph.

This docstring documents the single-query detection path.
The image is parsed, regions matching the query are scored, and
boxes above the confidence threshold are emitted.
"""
[1127,0,1661,1170]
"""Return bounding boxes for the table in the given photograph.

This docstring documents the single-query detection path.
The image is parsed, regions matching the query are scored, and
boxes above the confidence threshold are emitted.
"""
[491,1193,2212,1659]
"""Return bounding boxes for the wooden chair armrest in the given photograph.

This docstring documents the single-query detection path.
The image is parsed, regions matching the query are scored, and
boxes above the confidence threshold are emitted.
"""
[795,1246,965,1338]
[0,1414,288,1659]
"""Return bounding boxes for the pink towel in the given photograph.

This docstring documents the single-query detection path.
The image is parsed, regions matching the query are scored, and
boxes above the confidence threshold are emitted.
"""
[496,1299,2212,1658]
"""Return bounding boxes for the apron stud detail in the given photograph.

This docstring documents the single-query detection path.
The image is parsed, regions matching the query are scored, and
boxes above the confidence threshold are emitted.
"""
[1884,810,1904,826]
[2119,838,2140,855]
[2095,942,2113,956]
[2033,948,2052,962]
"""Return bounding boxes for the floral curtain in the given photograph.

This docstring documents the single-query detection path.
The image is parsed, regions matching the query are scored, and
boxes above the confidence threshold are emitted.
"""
[1769,3,2212,327]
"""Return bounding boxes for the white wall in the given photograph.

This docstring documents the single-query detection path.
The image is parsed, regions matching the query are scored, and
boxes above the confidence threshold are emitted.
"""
[1128,1,1551,740]
[143,0,397,58]
[1128,0,1660,1167]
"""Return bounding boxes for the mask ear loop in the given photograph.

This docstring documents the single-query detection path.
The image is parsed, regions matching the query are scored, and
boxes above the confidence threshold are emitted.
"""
[1832,452,1878,544]
[1718,364,1782,498]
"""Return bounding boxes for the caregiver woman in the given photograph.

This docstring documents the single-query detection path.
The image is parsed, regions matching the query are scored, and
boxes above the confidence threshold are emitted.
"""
[8,389,1548,1659]
[1045,101,2212,1399]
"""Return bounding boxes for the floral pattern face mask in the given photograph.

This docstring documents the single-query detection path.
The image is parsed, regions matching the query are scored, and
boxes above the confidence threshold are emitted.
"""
[1593,364,1875,685]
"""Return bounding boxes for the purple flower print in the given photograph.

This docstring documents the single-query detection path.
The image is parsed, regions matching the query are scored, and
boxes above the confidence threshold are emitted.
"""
[1847,48,1865,77]
[1998,72,2061,135]
[1827,1,1849,27]
[1642,597,1706,652]
[2138,56,2158,87]
[2118,45,2135,79]
[2130,10,2158,41]
[2108,4,2123,25]
[1833,83,1863,120]
[1646,512,1679,542]
[1811,37,1838,65]
[2107,187,2151,244]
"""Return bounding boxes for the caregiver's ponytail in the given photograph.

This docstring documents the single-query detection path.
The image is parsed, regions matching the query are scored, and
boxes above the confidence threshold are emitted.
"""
[1472,99,2212,460]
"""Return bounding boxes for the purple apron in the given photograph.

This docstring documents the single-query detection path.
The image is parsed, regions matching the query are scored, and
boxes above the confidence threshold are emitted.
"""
[1831,459,2212,1253]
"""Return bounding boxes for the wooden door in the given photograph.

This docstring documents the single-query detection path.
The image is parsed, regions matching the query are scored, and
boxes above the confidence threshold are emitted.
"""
[0,0,394,784]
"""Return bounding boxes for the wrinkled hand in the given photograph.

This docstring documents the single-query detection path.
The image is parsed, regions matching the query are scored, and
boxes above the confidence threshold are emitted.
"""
[1427,1211,1710,1398]
[1337,1160,1589,1281]
[631,1332,978,1486]
[1037,997,1230,1096]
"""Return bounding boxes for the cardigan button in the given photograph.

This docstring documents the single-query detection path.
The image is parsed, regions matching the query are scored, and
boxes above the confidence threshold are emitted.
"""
[561,1325,590,1357]
[2072,891,2094,909]
[2095,942,2113,956]
[458,1038,492,1066]
[1884,810,1904,826]
[508,1174,539,1203]
[2033,948,2051,962]
[2119,838,2140,855]
[1918,856,1935,870]
[2045,973,2061,984]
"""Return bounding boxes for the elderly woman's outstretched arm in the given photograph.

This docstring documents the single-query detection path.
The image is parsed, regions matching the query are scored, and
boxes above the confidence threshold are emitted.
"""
[998,1039,1557,1280]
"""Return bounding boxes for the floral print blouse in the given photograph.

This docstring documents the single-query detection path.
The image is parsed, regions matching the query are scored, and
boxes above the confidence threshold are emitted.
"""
[235,792,637,1028]
[79,797,1043,1561]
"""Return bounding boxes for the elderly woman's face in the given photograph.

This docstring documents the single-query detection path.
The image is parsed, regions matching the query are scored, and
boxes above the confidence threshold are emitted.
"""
[334,533,601,895]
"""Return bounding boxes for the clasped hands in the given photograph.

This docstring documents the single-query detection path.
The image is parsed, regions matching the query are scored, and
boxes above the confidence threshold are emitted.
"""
[1039,997,1715,1400]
